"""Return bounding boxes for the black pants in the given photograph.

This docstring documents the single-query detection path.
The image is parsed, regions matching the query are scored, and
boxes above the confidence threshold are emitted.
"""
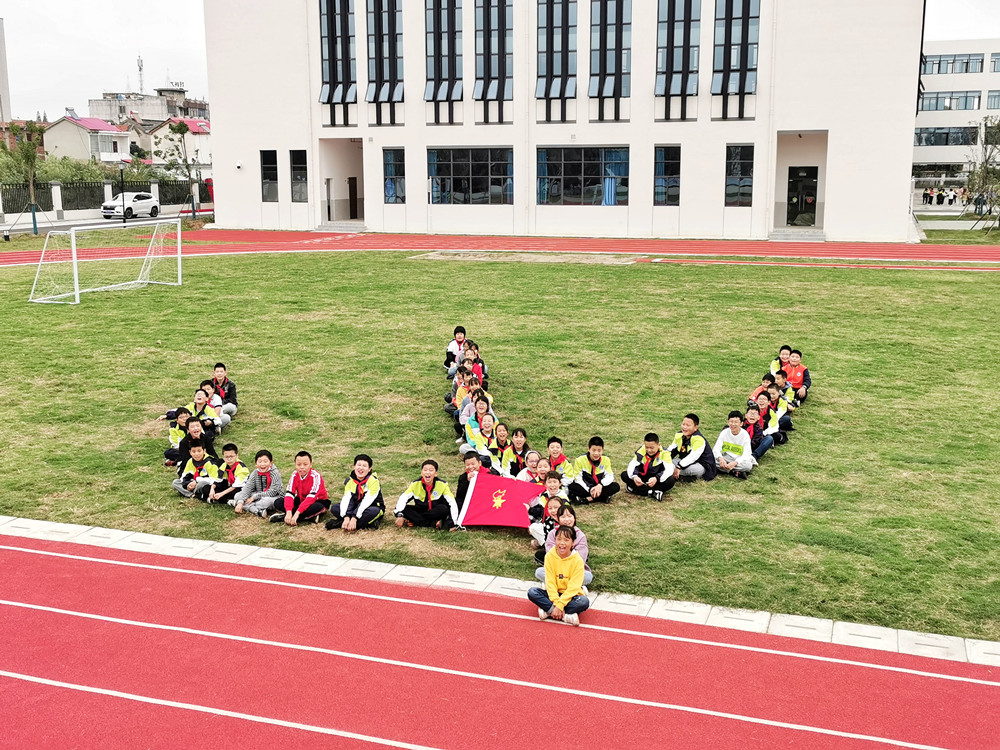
[568,481,620,504]
[327,505,383,530]
[273,497,330,521]
[620,472,675,496]
[402,502,452,528]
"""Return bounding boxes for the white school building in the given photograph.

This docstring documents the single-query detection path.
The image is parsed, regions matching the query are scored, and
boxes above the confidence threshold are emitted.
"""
[204,0,925,242]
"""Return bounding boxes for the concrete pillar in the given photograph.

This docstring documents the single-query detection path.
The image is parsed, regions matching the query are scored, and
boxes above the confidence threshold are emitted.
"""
[103,180,114,202]
[0,182,5,224]
[51,181,64,220]
[149,179,160,203]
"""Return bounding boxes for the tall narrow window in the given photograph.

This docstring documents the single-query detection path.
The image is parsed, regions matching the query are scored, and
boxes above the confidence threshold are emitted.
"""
[656,0,700,121]
[537,147,628,205]
[589,0,631,122]
[988,90,1000,110]
[426,0,463,125]
[724,144,753,207]
[654,146,680,206]
[711,0,759,119]
[261,150,278,202]
[319,0,357,126]
[474,0,514,123]
[536,0,578,123]
[383,149,406,203]
[366,0,404,125]
[993,53,1000,73]
[290,150,308,202]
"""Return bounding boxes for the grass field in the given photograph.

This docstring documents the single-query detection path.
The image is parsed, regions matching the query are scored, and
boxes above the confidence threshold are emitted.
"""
[922,228,1000,245]
[1,249,998,640]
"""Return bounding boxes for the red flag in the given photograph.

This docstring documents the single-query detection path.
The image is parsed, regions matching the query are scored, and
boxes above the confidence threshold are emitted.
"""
[458,472,541,529]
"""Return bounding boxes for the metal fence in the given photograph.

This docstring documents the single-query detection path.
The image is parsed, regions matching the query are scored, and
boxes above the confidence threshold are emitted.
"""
[61,181,106,211]
[1,183,54,212]
[111,180,152,196]
[158,180,193,205]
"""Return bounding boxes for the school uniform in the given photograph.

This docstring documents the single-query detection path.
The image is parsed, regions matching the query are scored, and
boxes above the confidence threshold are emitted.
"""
[210,460,250,504]
[328,472,385,530]
[621,446,675,497]
[743,419,775,460]
[212,377,239,418]
[172,455,223,499]
[394,478,457,528]
[668,430,717,481]
[568,453,620,503]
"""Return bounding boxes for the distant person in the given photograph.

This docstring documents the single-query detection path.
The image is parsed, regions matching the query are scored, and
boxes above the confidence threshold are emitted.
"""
[207,443,250,505]
[568,436,620,504]
[232,449,283,517]
[713,411,756,480]
[211,362,239,422]
[270,451,330,526]
[328,454,385,532]
[622,432,674,500]
[394,459,459,531]
[667,414,717,482]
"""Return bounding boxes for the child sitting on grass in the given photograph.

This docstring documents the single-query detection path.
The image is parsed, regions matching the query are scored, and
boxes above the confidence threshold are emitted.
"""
[207,443,250,505]
[713,411,756,480]
[174,419,217,477]
[394,459,459,531]
[536,503,593,585]
[527,525,590,627]
[163,407,191,467]
[211,362,238,421]
[270,451,330,525]
[232,450,284,517]
[444,326,467,370]
[568,436,620,503]
[327,454,385,532]
[528,492,564,551]
[199,380,230,430]
[172,440,221,500]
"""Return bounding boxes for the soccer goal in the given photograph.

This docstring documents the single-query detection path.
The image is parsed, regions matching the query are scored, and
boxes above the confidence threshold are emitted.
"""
[29,219,182,304]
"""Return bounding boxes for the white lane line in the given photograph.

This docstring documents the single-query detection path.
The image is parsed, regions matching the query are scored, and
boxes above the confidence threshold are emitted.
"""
[1,543,997,688]
[0,669,443,750]
[0,600,953,750]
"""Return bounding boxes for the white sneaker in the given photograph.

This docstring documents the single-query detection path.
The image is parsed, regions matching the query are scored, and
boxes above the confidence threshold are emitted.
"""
[538,607,550,621]
[563,613,580,626]
[581,586,589,597]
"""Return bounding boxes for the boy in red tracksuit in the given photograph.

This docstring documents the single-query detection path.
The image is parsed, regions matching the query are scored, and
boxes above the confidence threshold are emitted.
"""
[269,451,329,525]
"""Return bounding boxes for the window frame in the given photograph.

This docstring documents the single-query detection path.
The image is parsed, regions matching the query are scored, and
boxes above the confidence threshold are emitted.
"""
[653,145,681,206]
[711,0,759,120]
[536,146,630,206]
[655,0,700,121]
[290,150,309,203]
[260,150,279,203]
[319,0,358,126]
[588,0,632,122]
[724,144,753,208]
[383,148,406,204]
[427,147,514,205]
[536,0,578,123]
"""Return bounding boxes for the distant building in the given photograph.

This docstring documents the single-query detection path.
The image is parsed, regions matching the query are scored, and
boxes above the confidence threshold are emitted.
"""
[88,84,210,124]
[44,113,129,164]
[148,117,213,178]
[0,119,45,154]
[914,38,1000,181]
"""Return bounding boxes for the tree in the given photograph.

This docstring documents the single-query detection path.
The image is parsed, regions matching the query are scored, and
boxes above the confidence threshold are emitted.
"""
[966,114,1000,231]
[153,120,199,215]
[0,121,45,233]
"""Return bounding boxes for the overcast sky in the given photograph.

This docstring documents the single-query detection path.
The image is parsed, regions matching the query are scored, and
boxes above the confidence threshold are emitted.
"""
[2,0,999,122]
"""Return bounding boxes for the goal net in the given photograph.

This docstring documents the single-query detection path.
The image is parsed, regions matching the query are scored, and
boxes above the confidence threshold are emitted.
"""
[29,219,182,304]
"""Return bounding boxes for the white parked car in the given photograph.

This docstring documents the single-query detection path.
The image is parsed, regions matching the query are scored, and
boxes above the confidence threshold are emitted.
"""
[102,192,160,220]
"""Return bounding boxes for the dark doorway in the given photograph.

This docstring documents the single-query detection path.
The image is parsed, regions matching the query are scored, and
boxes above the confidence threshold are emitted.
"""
[347,177,359,219]
[325,179,332,221]
[787,167,818,226]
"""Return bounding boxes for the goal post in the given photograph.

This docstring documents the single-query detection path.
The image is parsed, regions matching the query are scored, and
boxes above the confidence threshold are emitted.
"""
[29,219,182,304]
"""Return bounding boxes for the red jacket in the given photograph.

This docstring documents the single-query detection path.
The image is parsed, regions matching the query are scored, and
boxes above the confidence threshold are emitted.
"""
[284,469,328,514]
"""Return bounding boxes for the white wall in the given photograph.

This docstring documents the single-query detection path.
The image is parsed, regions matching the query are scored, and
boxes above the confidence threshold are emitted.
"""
[204,0,924,242]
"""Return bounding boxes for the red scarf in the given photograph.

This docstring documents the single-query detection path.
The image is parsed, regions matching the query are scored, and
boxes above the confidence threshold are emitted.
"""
[214,377,230,399]
[422,479,435,508]
[257,468,272,491]
[587,455,602,483]
[642,449,659,473]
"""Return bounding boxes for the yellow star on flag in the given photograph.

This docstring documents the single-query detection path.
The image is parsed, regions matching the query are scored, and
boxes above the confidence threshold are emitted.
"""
[491,489,507,509]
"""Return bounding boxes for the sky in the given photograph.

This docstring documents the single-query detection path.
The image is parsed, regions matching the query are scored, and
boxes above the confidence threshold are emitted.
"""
[1,0,999,122]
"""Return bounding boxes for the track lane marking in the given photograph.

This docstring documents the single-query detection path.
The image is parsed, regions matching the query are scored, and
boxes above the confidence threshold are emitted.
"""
[0,600,956,750]
[0,669,443,750]
[1,543,996,688]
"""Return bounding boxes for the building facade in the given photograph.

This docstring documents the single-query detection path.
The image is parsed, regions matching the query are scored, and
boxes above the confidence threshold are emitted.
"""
[44,115,130,164]
[205,0,924,242]
[89,86,210,125]
[913,38,1000,181]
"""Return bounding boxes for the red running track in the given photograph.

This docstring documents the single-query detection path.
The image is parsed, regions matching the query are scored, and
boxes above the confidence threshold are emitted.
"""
[0,535,996,749]
[3,229,1000,270]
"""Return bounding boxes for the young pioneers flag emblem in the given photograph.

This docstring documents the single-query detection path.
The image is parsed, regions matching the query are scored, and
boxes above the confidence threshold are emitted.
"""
[457,472,540,528]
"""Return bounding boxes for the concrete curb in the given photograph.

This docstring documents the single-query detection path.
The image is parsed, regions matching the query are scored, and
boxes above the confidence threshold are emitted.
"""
[1,515,998,667]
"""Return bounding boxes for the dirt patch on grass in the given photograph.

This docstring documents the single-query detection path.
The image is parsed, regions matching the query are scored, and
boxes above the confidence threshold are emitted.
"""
[410,251,637,266]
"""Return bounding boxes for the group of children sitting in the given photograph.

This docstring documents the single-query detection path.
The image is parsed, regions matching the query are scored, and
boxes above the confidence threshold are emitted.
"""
[156,338,812,627]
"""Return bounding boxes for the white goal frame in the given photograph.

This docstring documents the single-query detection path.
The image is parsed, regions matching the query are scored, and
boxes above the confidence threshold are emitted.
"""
[29,219,183,304]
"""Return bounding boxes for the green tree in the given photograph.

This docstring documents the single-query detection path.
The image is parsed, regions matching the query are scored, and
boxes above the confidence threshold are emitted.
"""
[153,120,199,214]
[966,114,1000,231]
[0,121,45,232]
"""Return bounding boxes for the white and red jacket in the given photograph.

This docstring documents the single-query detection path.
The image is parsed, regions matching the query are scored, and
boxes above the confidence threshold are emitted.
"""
[284,469,329,514]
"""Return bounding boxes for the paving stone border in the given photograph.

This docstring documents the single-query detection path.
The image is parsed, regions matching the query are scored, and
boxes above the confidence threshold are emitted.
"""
[2,516,997,667]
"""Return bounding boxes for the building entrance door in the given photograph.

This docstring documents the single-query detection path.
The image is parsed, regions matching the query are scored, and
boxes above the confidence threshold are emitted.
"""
[347,177,359,219]
[787,167,819,226]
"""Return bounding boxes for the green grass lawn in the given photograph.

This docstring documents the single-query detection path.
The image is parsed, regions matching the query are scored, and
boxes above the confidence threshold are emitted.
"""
[922,228,1000,246]
[1,250,998,640]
